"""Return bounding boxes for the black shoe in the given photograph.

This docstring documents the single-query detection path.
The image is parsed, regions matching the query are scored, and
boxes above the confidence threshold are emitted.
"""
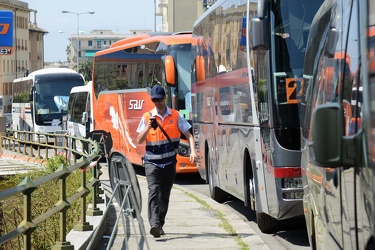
[160,227,165,235]
[150,226,160,238]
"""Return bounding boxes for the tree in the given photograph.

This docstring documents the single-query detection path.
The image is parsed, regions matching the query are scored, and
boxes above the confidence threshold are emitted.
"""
[65,45,72,64]
[79,59,93,82]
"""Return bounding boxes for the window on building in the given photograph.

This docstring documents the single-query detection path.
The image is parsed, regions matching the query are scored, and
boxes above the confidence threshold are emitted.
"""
[88,40,93,46]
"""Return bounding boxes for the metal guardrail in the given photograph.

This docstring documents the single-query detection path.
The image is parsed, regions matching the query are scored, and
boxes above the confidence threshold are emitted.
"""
[0,129,102,250]
[0,129,93,164]
[86,156,149,250]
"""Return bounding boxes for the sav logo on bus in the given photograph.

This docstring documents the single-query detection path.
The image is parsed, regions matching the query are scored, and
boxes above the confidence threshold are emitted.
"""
[129,100,144,110]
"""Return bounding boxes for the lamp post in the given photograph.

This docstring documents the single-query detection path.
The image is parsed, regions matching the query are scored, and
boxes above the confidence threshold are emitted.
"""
[61,11,95,72]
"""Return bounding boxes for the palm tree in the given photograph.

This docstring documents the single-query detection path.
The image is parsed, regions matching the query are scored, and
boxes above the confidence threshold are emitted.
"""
[65,45,71,63]
[79,59,93,82]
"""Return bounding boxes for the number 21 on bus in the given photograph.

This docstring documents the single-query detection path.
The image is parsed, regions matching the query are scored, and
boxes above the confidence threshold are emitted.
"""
[286,77,303,104]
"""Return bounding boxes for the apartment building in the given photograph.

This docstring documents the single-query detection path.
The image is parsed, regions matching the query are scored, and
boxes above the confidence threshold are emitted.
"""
[157,0,205,32]
[0,0,47,113]
[64,29,152,69]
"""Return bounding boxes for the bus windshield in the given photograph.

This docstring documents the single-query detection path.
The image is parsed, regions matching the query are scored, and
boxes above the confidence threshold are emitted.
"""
[169,44,192,115]
[270,0,322,143]
[34,80,83,125]
[93,47,164,98]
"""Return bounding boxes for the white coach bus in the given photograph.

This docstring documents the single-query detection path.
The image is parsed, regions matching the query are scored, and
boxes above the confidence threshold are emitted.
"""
[12,68,85,142]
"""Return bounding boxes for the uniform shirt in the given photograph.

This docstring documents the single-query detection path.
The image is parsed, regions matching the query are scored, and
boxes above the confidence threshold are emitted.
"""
[136,107,191,168]
[136,107,191,134]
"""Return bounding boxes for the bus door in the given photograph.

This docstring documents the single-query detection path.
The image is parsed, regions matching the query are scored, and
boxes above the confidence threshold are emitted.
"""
[67,83,93,154]
[67,83,94,137]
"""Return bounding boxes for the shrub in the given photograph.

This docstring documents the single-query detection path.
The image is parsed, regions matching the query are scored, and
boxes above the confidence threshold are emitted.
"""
[0,156,93,250]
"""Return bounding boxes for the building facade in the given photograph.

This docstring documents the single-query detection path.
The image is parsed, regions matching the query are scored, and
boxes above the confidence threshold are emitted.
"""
[0,0,47,114]
[157,0,205,32]
[65,29,152,70]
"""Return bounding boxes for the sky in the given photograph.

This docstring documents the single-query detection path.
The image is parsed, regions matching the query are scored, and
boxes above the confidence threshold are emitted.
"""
[26,0,161,62]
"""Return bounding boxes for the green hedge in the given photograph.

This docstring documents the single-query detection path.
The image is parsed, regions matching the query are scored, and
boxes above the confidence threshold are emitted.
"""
[0,156,93,250]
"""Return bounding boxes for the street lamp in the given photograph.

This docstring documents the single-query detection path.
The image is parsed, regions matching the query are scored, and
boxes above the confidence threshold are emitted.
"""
[61,11,95,72]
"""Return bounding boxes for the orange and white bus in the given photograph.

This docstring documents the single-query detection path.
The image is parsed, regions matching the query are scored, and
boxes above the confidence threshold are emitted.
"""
[67,32,196,174]
[68,32,196,209]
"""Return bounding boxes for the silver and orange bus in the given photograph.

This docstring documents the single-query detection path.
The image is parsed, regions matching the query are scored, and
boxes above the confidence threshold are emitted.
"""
[192,0,323,232]
[301,0,375,248]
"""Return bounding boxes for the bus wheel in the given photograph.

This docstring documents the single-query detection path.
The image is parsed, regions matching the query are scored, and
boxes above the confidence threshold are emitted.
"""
[256,212,279,233]
[207,151,227,203]
[109,154,142,218]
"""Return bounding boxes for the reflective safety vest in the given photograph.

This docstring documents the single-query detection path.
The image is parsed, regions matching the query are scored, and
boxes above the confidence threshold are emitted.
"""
[143,109,180,166]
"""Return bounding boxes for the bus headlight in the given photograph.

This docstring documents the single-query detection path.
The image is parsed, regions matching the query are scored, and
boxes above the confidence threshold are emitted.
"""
[178,142,191,157]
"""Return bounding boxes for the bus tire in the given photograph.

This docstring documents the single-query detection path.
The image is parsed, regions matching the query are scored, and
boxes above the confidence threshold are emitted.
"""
[256,212,279,233]
[207,151,227,203]
[109,154,142,218]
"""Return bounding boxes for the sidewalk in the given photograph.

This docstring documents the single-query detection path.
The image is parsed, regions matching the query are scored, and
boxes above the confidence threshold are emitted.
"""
[98,164,270,250]
[0,152,270,250]
[0,151,45,176]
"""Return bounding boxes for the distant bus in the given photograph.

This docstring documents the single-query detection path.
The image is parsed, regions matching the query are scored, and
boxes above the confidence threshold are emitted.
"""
[192,0,323,232]
[12,68,85,142]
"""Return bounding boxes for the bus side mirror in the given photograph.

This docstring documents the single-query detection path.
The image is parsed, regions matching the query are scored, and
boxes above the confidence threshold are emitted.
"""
[310,103,343,166]
[310,103,363,167]
[165,55,176,86]
[29,86,35,101]
[251,17,270,50]
[324,28,339,58]
[195,56,205,82]
[257,0,268,19]
[82,111,88,124]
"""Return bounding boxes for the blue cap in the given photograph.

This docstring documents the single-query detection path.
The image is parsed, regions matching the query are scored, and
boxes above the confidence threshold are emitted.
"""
[151,85,165,99]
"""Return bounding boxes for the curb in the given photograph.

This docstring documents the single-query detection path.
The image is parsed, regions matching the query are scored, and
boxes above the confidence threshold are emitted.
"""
[66,201,107,250]
[0,151,52,166]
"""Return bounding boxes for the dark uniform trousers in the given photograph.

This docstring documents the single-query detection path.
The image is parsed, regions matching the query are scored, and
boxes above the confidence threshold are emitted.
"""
[144,161,176,228]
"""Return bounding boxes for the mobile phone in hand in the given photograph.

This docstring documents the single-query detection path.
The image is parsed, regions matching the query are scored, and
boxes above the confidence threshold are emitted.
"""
[150,117,158,130]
